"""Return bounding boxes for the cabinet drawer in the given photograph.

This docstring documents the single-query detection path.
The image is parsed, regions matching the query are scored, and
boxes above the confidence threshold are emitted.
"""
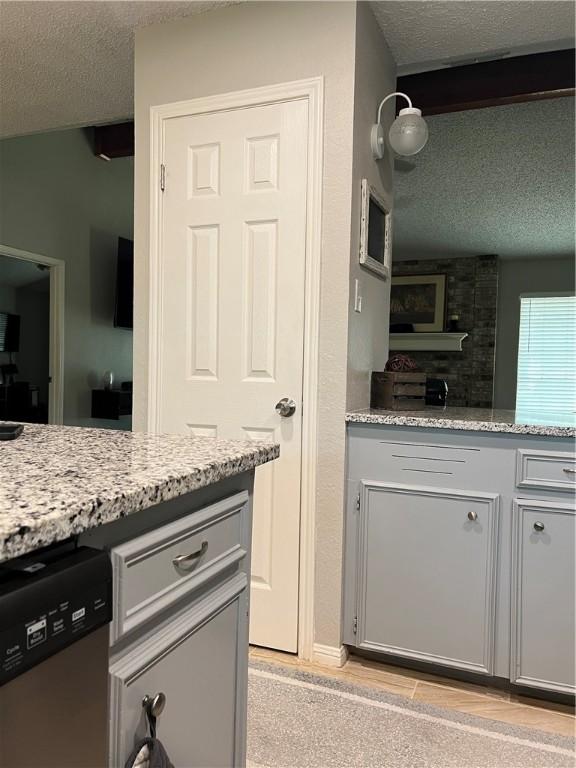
[110,491,249,643]
[516,450,576,493]
[350,436,487,488]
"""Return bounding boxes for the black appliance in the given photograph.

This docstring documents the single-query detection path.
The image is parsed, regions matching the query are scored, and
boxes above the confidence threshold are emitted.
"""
[91,387,133,420]
[114,237,134,329]
[426,377,448,407]
[0,544,112,686]
[0,312,20,353]
[0,545,111,766]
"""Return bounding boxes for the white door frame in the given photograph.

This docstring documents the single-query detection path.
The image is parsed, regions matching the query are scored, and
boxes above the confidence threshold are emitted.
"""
[0,244,65,425]
[147,77,323,660]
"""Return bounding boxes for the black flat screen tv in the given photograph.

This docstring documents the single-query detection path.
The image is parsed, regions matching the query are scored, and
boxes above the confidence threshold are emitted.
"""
[114,237,134,329]
[0,312,20,353]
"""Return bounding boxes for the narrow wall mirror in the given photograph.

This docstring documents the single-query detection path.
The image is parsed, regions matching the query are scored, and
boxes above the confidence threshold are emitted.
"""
[359,179,392,280]
[388,94,575,420]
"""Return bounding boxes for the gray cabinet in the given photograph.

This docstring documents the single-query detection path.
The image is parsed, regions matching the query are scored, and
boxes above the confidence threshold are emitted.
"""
[511,499,575,695]
[80,478,253,768]
[356,482,499,675]
[345,422,575,695]
[109,575,248,767]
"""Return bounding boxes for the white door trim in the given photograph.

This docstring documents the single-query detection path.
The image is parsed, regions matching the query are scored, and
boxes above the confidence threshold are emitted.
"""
[0,244,65,425]
[147,77,324,660]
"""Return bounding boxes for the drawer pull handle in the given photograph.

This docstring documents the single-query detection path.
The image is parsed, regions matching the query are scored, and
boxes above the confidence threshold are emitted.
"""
[563,468,576,475]
[143,692,166,718]
[467,511,478,522]
[173,541,208,573]
[533,521,545,532]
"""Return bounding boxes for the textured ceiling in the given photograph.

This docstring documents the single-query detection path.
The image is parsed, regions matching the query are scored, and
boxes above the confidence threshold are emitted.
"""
[1,1,574,138]
[0,1,238,138]
[392,97,575,260]
[371,1,575,74]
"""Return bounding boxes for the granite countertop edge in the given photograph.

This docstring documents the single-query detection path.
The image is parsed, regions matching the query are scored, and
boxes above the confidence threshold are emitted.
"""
[0,426,279,564]
[345,410,576,438]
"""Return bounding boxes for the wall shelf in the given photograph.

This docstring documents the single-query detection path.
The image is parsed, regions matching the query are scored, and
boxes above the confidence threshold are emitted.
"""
[389,332,469,352]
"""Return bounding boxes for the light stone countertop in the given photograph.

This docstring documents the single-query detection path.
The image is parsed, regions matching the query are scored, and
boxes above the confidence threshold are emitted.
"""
[0,422,279,563]
[346,407,576,438]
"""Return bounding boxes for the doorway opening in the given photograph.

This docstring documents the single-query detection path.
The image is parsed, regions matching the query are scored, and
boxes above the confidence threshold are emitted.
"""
[0,245,64,425]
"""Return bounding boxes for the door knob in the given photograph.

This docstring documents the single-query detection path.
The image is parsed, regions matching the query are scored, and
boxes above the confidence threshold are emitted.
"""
[533,521,545,532]
[275,398,297,417]
[467,511,478,522]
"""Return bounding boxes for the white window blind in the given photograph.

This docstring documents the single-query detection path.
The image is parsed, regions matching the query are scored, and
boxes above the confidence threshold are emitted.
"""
[516,294,576,423]
[0,312,7,352]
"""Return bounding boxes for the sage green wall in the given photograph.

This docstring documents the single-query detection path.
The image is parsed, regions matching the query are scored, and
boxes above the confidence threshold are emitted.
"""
[0,128,134,427]
[494,256,576,409]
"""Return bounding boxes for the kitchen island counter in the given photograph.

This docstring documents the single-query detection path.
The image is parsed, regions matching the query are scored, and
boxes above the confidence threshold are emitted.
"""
[0,422,278,563]
[0,422,277,767]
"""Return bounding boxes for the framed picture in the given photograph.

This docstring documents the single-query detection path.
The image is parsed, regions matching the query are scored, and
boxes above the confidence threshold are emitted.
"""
[390,274,446,332]
[359,179,392,280]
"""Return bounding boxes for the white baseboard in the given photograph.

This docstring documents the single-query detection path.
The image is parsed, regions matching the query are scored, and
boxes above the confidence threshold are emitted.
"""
[313,643,348,668]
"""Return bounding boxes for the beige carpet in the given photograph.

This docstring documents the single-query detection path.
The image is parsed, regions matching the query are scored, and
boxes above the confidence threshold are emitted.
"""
[247,662,575,768]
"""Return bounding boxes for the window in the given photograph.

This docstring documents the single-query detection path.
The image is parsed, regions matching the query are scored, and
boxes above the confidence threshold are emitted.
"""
[516,294,576,423]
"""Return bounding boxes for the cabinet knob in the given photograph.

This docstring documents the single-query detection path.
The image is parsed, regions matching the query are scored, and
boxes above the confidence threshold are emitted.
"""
[467,511,478,522]
[533,521,545,532]
[142,692,166,718]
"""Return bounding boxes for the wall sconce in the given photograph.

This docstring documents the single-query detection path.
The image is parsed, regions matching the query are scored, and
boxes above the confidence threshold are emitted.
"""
[371,92,429,160]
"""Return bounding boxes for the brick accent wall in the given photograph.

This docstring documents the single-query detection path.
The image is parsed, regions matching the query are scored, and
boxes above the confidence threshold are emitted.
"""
[391,255,498,408]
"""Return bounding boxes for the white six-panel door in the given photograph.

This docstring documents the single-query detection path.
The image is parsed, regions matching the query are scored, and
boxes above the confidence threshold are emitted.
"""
[158,99,308,652]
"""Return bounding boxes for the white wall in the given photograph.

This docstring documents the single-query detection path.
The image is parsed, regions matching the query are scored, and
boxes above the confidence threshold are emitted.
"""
[494,256,576,409]
[134,0,358,650]
[0,128,134,427]
[346,2,396,410]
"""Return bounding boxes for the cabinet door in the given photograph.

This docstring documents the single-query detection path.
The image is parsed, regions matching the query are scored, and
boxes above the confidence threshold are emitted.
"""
[511,499,575,695]
[357,482,499,675]
[109,575,248,768]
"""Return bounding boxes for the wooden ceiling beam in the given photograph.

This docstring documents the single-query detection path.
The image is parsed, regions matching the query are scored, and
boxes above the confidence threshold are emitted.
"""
[90,52,574,155]
[397,49,575,116]
[93,121,134,159]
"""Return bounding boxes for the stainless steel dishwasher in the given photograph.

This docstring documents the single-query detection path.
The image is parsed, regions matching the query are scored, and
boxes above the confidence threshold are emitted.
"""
[0,543,112,768]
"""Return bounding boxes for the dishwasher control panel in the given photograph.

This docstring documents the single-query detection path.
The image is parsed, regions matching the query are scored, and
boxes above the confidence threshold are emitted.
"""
[0,546,112,686]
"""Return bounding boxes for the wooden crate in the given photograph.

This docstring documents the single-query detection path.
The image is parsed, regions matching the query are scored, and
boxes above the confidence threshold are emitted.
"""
[370,371,427,411]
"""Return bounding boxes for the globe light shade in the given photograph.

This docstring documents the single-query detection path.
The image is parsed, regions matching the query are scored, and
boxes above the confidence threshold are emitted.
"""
[388,107,428,156]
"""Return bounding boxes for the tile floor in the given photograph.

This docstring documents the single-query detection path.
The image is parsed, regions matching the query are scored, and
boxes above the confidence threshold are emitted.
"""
[249,647,576,739]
